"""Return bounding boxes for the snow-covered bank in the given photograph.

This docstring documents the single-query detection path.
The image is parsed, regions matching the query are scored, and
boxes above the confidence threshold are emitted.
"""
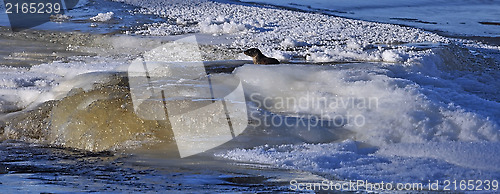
[217,62,500,188]
[112,0,500,188]
[237,0,500,37]
[0,0,499,191]
[118,0,450,61]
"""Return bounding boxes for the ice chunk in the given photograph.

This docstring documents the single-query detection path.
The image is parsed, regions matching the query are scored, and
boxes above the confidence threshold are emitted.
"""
[90,12,114,22]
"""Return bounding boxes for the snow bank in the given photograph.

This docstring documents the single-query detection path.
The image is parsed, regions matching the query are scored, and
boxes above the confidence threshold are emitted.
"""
[0,0,497,189]
[0,56,127,114]
[199,17,248,35]
[218,140,500,184]
[118,0,448,62]
[235,64,500,145]
[110,0,500,187]
[239,0,500,37]
[90,12,114,22]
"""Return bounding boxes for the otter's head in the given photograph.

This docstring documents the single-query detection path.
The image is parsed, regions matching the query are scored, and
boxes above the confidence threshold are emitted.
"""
[243,48,262,57]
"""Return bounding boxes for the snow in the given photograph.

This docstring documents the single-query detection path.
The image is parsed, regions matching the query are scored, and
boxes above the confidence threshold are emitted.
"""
[120,0,448,63]
[0,0,498,190]
[217,140,500,186]
[234,63,499,145]
[381,50,403,63]
[238,0,500,37]
[199,17,248,35]
[50,14,72,22]
[218,55,499,186]
[104,0,500,186]
[281,38,307,48]
[90,12,114,22]
[0,56,128,114]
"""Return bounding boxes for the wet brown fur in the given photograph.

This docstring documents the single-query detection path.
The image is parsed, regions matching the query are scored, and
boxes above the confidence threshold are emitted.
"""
[243,48,280,64]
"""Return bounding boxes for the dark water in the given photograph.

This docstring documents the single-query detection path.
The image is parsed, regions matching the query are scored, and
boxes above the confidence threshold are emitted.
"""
[0,0,164,34]
[0,140,310,192]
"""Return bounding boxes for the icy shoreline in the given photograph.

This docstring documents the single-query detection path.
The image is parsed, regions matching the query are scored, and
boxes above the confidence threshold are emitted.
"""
[117,0,451,61]
[114,0,500,189]
[235,0,500,38]
[0,0,499,192]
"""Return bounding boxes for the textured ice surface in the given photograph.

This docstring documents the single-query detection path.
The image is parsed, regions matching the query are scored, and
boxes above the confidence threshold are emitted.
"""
[238,0,500,37]
[90,12,114,22]
[118,0,450,62]
[0,0,499,191]
[218,140,500,186]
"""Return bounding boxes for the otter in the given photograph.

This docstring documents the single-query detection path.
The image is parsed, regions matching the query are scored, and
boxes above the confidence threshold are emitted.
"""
[243,48,280,64]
